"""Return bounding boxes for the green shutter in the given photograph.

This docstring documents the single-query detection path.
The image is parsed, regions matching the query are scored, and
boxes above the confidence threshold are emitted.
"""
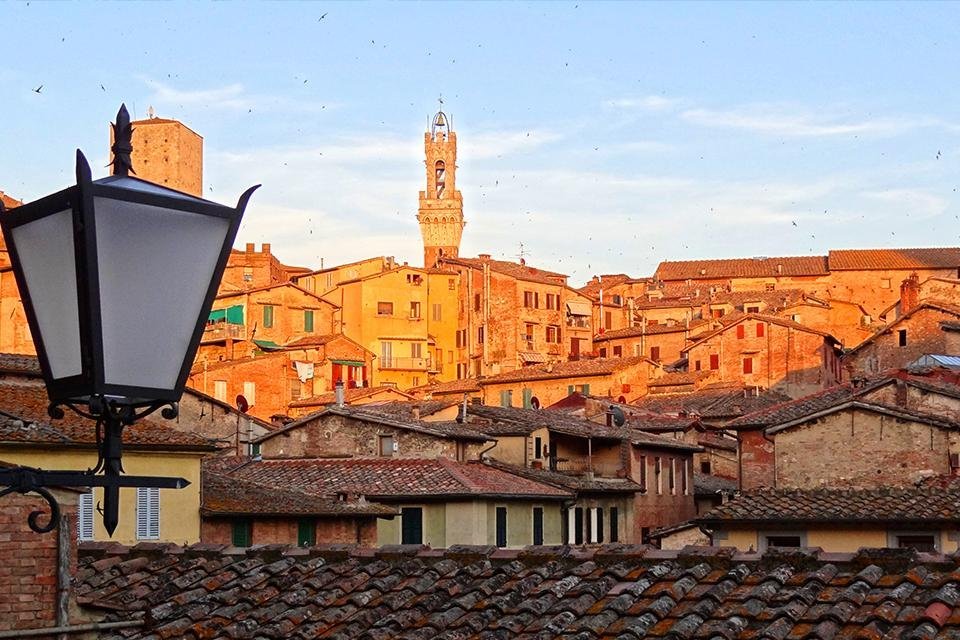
[304,309,314,332]
[500,390,511,408]
[231,520,251,547]
[225,305,244,324]
[581,384,590,396]
[263,305,274,328]
[522,389,533,409]
[567,385,575,395]
[297,519,316,547]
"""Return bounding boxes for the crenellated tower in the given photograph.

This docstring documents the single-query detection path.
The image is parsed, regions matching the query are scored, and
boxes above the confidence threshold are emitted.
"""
[417,110,464,267]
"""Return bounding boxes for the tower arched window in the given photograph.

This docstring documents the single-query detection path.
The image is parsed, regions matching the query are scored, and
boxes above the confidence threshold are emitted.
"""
[435,160,446,198]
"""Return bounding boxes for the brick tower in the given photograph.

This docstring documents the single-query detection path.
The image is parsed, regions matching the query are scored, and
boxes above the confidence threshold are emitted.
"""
[417,110,464,267]
[109,108,203,197]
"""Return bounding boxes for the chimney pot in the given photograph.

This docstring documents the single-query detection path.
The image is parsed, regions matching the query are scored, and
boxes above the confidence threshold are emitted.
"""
[900,273,920,314]
[262,243,271,254]
[245,243,255,253]
[335,380,345,407]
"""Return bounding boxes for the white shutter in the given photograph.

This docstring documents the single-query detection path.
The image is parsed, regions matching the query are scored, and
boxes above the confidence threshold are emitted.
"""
[136,487,160,540]
[77,491,94,541]
[243,381,256,406]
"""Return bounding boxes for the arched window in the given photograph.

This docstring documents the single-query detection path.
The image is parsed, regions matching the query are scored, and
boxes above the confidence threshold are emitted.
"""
[435,160,446,198]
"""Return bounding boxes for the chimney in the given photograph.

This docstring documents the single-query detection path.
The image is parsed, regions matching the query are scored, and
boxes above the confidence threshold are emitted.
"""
[457,393,468,423]
[900,273,920,314]
[895,379,907,407]
[412,405,421,421]
[245,242,255,253]
[519,258,526,266]
[478,253,491,260]
[335,380,345,408]
[261,243,271,255]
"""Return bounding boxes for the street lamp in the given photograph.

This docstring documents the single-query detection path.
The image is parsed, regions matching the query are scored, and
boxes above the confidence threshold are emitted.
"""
[0,104,258,535]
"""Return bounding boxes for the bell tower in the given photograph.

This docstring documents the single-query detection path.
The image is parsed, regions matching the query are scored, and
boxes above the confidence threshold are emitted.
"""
[417,110,464,267]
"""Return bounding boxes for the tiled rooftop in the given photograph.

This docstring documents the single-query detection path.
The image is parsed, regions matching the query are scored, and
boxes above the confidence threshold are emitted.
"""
[829,247,960,271]
[288,386,415,408]
[485,459,644,494]
[654,255,829,281]
[202,471,397,518]
[478,356,653,385]
[0,380,218,450]
[406,377,482,396]
[578,273,637,297]
[208,456,572,501]
[442,255,569,286]
[76,542,960,639]
[0,353,42,376]
[700,486,960,524]
[844,301,960,356]
[635,386,793,422]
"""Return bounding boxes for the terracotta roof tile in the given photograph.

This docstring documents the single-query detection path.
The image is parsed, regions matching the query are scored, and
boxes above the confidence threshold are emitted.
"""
[655,256,829,281]
[578,274,637,297]
[0,380,217,450]
[634,386,793,421]
[441,255,568,285]
[478,356,655,385]
[700,486,960,524]
[829,247,960,271]
[201,470,396,517]
[288,386,415,407]
[483,458,643,494]
[208,457,571,500]
[75,543,960,638]
[406,377,482,395]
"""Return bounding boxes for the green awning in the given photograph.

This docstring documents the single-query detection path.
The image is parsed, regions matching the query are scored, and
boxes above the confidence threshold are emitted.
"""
[208,308,227,322]
[254,339,282,351]
[209,304,244,324]
[331,359,365,367]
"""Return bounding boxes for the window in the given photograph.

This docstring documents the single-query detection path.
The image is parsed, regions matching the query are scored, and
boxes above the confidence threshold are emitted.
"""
[701,459,712,475]
[765,283,776,292]
[500,390,513,408]
[743,357,753,374]
[406,273,423,286]
[409,301,421,319]
[596,507,604,543]
[545,293,558,310]
[655,457,662,495]
[756,323,765,338]
[303,309,314,332]
[532,507,544,545]
[401,507,423,544]
[898,329,907,347]
[262,305,274,328]
[478,326,485,344]
[893,533,937,552]
[611,294,622,306]
[379,434,395,457]
[682,459,689,495]
[474,293,481,312]
[534,436,543,459]
[523,291,538,308]
[736,324,745,339]
[881,278,892,289]
[524,323,535,342]
[448,278,455,290]
[243,267,254,282]
[545,325,560,343]
[77,491,94,541]
[764,534,803,550]
[574,507,584,544]
[522,388,533,409]
[231,520,252,547]
[495,507,507,547]
[613,346,623,357]
[377,301,394,316]
[669,458,676,494]
[289,378,301,401]
[639,455,647,491]
[432,303,442,321]
[746,305,760,313]
[136,487,160,540]
[650,346,660,362]
[242,381,256,406]
[380,342,393,368]
[709,354,719,370]
[456,329,467,348]
[604,311,612,330]
[297,519,316,547]
[411,342,422,358]
[694,360,702,371]
[609,507,619,542]
[599,347,607,358]
[213,380,227,402]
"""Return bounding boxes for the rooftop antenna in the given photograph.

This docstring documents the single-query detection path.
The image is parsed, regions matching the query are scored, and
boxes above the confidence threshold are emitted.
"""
[147,105,156,119]
[516,242,529,265]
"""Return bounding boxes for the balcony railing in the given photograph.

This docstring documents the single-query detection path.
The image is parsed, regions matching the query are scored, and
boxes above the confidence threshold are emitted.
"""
[379,357,431,371]
[550,456,623,478]
[203,322,245,342]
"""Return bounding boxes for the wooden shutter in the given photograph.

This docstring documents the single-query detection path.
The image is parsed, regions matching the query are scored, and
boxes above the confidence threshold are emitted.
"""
[77,491,94,541]
[297,519,316,547]
[532,507,543,545]
[136,487,160,540]
[610,507,619,542]
[597,507,604,543]
[495,507,507,547]
[232,520,251,547]
[736,324,745,339]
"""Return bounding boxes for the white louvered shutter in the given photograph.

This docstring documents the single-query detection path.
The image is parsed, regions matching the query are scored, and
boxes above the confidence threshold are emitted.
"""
[77,491,94,541]
[136,487,160,540]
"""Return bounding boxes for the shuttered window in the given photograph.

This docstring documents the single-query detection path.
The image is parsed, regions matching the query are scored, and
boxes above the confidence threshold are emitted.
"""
[262,305,274,328]
[135,487,160,540]
[232,520,252,547]
[401,507,423,544]
[574,507,584,545]
[597,507,604,543]
[532,507,543,545]
[610,507,619,542]
[297,519,316,547]
[495,507,507,547]
[304,309,315,332]
[77,491,94,541]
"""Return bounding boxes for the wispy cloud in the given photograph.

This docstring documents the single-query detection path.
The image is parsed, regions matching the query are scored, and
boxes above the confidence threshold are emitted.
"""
[604,95,680,111]
[861,188,948,219]
[680,105,929,138]
[141,78,335,115]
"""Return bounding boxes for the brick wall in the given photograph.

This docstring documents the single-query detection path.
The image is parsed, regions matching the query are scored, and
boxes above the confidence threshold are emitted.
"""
[202,516,377,546]
[843,307,959,380]
[0,490,77,633]
[738,429,776,490]
[774,408,951,488]
[627,446,697,538]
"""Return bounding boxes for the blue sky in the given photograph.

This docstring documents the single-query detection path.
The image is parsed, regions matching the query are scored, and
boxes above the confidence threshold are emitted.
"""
[2,2,960,286]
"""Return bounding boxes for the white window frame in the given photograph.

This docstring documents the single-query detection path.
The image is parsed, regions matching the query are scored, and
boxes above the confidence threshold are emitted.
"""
[759,530,806,551]
[77,490,94,541]
[136,487,160,540]
[213,380,227,402]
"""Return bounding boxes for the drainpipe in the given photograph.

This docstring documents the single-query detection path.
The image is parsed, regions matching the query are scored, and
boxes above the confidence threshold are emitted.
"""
[56,512,69,640]
[483,262,490,372]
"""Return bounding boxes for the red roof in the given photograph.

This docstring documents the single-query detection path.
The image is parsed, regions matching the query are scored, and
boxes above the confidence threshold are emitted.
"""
[478,356,655,385]
[829,247,960,271]
[289,386,415,407]
[654,256,829,281]
[215,457,571,500]
[441,255,568,286]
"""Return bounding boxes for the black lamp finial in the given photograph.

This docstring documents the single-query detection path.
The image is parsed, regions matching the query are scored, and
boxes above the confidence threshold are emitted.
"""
[110,104,135,177]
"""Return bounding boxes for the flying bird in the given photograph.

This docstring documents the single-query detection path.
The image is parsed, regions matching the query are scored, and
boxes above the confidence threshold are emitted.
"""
[318,12,327,20]
[32,84,43,94]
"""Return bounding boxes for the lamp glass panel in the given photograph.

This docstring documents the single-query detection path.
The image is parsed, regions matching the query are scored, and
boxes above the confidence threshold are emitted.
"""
[94,197,229,390]
[10,209,81,379]
[104,177,206,202]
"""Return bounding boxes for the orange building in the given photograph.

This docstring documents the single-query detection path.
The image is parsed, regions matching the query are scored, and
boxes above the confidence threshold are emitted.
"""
[220,243,311,293]
[775,295,873,349]
[114,112,203,197]
[682,314,842,399]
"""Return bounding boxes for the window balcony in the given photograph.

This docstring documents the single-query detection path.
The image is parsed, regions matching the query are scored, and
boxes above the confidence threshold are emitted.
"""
[202,322,245,342]
[549,456,622,478]
[379,357,431,371]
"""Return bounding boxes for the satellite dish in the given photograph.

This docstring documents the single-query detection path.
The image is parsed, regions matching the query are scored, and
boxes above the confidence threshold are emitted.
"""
[617,395,627,404]
[236,394,249,413]
[530,397,541,410]
[610,405,626,427]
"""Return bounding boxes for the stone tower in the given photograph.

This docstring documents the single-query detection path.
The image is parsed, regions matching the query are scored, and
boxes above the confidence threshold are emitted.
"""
[110,110,203,197]
[417,111,464,267]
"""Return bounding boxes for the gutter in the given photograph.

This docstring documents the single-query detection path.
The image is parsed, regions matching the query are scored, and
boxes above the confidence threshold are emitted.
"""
[0,620,142,639]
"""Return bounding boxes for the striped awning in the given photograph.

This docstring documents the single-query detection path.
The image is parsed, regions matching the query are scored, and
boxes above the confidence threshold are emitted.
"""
[566,301,592,316]
[519,351,550,364]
